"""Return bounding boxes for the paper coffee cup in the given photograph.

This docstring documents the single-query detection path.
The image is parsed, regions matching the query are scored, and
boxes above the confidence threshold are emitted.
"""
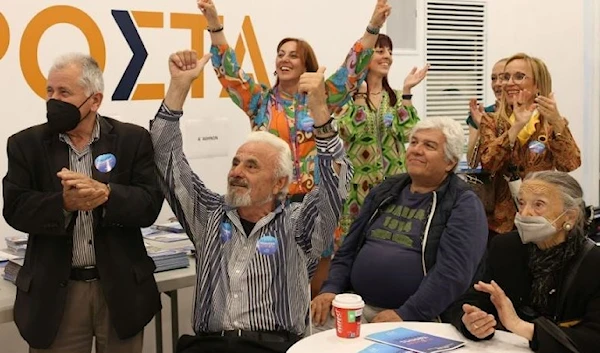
[332,293,365,338]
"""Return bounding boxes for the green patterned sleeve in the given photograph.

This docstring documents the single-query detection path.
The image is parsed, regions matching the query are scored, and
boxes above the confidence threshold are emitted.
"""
[392,91,420,142]
[334,101,366,144]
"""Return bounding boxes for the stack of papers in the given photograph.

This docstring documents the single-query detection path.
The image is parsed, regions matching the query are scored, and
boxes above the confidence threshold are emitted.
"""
[143,231,189,243]
[2,258,24,283]
[152,221,185,233]
[5,235,28,257]
[142,220,192,272]
[145,245,189,272]
[361,327,465,353]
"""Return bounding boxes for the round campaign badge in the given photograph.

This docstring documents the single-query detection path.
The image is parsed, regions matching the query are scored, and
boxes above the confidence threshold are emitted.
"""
[256,235,278,255]
[94,153,117,173]
[297,111,314,132]
[528,140,546,154]
[220,222,232,242]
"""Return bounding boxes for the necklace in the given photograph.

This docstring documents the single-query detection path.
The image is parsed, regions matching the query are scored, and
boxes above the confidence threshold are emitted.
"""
[369,91,382,95]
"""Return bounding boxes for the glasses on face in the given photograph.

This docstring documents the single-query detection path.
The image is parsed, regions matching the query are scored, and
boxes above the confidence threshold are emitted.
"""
[500,72,528,84]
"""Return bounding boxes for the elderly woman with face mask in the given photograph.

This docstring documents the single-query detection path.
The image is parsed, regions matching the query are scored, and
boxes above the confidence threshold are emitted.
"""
[472,53,581,240]
[449,171,600,353]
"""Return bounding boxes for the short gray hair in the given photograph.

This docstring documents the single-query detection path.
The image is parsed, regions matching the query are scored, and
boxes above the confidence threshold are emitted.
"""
[524,170,586,234]
[410,116,465,163]
[245,131,293,200]
[49,53,104,95]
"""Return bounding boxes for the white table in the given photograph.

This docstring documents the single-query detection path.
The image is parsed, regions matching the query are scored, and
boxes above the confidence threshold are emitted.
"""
[288,322,531,353]
[0,256,197,353]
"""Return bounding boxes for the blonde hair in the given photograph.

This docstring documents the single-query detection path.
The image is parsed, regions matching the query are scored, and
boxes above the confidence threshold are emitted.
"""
[497,53,552,121]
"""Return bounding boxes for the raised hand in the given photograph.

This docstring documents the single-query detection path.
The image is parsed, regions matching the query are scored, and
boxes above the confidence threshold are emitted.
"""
[474,281,524,335]
[299,67,329,125]
[197,0,219,26]
[535,92,562,124]
[461,303,496,339]
[513,89,537,126]
[169,50,212,84]
[370,0,392,28]
[403,64,430,92]
[469,98,484,128]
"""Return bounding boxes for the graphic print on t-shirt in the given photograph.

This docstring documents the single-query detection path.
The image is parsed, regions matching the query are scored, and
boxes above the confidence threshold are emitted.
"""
[369,193,430,250]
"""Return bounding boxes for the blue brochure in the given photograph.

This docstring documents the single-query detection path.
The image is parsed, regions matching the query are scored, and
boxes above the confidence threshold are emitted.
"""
[358,343,409,353]
[365,327,465,353]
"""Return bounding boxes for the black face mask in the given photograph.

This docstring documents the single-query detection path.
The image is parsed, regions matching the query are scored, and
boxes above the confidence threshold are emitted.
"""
[46,95,92,134]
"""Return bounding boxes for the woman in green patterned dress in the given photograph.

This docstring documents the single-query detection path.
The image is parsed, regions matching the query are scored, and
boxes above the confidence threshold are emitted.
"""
[334,34,428,247]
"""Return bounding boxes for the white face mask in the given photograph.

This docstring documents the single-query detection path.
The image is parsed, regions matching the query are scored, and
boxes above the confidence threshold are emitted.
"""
[514,210,568,244]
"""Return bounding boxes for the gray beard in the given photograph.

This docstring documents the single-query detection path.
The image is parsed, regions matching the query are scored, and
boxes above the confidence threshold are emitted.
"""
[225,188,252,207]
[225,187,273,208]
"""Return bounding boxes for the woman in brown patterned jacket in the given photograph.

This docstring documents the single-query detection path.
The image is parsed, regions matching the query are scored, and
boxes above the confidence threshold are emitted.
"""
[476,53,581,240]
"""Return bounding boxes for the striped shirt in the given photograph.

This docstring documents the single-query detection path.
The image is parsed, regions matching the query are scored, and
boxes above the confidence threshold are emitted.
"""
[150,103,352,335]
[60,118,100,267]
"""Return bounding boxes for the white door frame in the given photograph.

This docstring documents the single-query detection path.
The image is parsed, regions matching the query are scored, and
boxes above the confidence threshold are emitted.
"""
[583,0,600,204]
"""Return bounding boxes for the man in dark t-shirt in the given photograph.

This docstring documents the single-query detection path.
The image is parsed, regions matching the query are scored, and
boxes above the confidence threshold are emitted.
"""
[311,117,488,329]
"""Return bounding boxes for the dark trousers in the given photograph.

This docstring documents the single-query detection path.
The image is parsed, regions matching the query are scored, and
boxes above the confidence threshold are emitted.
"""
[176,334,297,353]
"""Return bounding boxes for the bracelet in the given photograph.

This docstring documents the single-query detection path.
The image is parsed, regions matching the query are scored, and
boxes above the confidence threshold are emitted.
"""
[207,25,224,33]
[402,94,413,100]
[366,25,380,35]
[313,117,334,129]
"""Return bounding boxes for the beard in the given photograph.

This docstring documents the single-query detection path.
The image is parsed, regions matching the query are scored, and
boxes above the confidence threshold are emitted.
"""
[225,187,253,207]
[225,177,275,208]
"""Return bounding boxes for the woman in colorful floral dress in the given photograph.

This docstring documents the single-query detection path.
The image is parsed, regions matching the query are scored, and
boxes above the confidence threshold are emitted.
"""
[334,34,428,246]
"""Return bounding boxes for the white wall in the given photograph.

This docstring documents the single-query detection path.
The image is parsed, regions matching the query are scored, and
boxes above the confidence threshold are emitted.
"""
[0,0,599,351]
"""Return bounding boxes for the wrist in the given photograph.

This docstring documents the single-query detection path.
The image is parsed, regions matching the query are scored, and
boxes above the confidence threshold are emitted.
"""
[366,23,381,35]
[206,24,223,33]
[170,77,194,89]
[369,21,382,29]
[354,92,368,101]
[512,320,534,341]
[206,18,222,29]
[402,87,412,95]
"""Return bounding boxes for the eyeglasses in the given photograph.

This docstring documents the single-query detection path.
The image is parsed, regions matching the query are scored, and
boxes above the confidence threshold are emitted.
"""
[500,72,528,84]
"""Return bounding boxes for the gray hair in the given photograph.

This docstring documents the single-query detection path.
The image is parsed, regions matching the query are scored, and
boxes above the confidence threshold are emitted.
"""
[49,53,104,95]
[524,170,586,234]
[245,131,293,200]
[409,116,465,163]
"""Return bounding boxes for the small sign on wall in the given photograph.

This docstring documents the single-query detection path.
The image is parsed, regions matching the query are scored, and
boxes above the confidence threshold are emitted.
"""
[182,117,229,159]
